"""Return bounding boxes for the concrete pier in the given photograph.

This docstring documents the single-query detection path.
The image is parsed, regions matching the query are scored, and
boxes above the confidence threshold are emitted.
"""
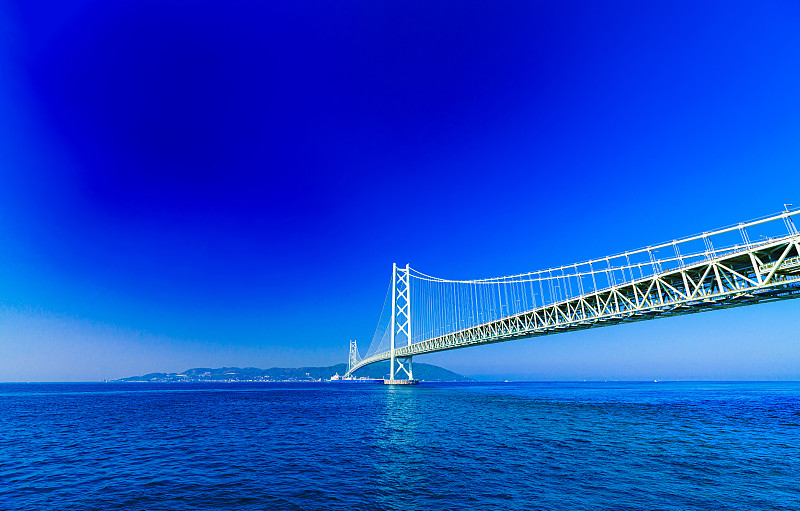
[383,379,419,385]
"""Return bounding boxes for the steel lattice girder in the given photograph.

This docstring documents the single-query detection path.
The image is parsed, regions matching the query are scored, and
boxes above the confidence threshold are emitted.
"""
[348,234,800,374]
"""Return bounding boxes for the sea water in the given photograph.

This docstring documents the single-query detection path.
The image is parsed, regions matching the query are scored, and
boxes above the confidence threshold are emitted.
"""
[1,381,799,510]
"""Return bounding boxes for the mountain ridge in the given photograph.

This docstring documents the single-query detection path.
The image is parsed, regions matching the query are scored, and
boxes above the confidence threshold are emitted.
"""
[115,362,473,382]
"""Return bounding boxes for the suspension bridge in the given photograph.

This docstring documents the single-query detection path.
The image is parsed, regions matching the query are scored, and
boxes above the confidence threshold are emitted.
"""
[344,209,800,383]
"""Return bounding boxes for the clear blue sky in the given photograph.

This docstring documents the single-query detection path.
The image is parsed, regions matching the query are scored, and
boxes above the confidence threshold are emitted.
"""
[1,1,799,381]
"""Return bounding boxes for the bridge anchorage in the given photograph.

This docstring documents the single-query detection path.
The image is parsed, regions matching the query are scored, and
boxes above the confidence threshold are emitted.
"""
[345,209,800,384]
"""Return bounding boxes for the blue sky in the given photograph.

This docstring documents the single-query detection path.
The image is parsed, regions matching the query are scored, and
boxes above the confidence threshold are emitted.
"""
[1,1,799,381]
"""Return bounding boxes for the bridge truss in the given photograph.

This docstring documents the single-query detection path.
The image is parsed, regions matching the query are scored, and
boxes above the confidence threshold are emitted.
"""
[345,209,800,379]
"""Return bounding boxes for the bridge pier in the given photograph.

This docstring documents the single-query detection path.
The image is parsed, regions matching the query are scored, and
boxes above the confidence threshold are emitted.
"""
[385,356,418,384]
[389,355,413,379]
[384,378,419,385]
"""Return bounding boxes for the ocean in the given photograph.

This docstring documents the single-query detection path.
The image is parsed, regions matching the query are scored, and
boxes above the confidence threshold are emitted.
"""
[1,381,799,510]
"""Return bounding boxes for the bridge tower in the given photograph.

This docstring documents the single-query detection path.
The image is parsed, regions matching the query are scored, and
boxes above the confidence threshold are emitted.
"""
[347,340,359,375]
[389,263,414,382]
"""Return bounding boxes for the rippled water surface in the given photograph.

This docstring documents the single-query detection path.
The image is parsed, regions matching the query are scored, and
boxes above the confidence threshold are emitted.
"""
[2,381,800,510]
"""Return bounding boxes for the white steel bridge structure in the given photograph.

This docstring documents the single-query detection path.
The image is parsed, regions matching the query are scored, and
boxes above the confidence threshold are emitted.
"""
[344,209,800,381]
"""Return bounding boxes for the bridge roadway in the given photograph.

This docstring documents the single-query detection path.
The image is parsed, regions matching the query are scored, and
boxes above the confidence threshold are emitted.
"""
[346,215,800,378]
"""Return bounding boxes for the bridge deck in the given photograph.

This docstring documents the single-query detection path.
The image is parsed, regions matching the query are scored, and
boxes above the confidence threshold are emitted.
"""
[347,227,800,377]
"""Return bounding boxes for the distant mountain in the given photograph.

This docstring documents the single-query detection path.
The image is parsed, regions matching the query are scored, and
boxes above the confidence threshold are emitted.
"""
[115,362,473,382]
